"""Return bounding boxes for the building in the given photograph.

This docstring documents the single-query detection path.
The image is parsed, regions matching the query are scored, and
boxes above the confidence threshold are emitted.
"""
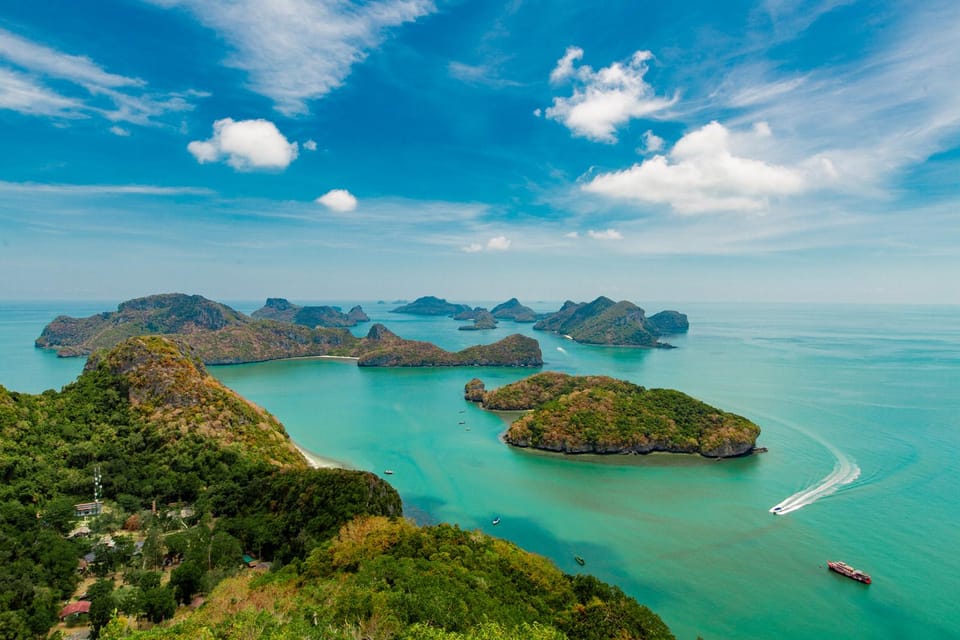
[58,601,91,621]
[74,502,102,517]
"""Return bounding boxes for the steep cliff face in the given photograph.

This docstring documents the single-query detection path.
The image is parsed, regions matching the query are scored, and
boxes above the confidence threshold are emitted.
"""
[533,297,688,347]
[470,373,760,458]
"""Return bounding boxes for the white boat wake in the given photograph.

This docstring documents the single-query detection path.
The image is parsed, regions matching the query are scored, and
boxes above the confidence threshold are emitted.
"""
[556,346,567,354]
[769,446,860,515]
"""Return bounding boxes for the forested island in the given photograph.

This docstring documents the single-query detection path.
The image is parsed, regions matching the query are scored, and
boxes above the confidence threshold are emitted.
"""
[35,294,542,368]
[534,297,688,348]
[466,373,761,458]
[0,337,672,639]
[251,297,369,327]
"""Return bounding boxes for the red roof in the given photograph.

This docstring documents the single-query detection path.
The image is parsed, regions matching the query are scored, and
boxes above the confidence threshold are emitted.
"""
[59,601,91,618]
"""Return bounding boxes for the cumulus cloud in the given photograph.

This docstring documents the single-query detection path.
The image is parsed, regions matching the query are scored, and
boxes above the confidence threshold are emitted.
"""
[587,228,623,240]
[316,189,358,212]
[544,48,677,143]
[549,46,583,83]
[151,0,434,116]
[303,139,318,151]
[584,121,806,213]
[188,118,298,171]
[641,130,664,153]
[461,235,511,252]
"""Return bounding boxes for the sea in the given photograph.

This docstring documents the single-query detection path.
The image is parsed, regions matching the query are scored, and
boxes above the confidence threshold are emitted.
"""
[2,300,958,640]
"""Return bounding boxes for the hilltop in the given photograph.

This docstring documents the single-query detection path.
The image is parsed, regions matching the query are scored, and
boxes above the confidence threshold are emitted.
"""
[0,338,672,639]
[467,372,760,458]
[251,297,369,327]
[36,294,542,368]
[491,297,539,322]
[534,297,688,347]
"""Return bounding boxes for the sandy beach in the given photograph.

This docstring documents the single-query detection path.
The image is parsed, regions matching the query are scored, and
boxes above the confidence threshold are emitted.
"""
[294,443,348,469]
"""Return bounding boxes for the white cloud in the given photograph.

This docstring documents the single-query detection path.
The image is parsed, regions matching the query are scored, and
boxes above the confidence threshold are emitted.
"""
[587,228,623,240]
[584,121,806,213]
[549,46,583,83]
[641,129,664,153]
[533,108,542,117]
[486,235,511,251]
[109,126,130,136]
[544,48,677,143]
[0,181,213,196]
[303,139,318,151]
[462,243,483,253]
[316,189,358,212]
[188,118,299,171]
[152,0,435,116]
[0,28,197,124]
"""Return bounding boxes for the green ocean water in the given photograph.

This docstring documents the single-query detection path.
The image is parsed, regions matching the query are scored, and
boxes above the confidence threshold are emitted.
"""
[2,301,958,639]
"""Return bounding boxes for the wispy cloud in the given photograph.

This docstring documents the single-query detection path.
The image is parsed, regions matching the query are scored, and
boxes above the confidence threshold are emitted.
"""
[0,27,198,125]
[0,181,214,196]
[153,0,435,115]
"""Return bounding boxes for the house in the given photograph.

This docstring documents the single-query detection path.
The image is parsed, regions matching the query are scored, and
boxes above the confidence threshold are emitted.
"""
[59,601,91,621]
[74,502,102,518]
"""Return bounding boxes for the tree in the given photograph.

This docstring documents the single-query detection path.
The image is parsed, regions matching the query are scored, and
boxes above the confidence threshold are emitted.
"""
[170,560,203,605]
[142,586,176,623]
[87,578,115,639]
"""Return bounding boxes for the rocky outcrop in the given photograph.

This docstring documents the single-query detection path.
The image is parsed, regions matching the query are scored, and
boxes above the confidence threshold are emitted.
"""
[491,298,538,322]
[648,310,689,335]
[390,296,471,316]
[472,372,760,458]
[533,297,687,347]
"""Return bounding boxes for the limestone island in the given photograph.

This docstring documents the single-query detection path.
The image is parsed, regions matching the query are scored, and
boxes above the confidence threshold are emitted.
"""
[455,308,498,331]
[251,297,369,327]
[491,297,539,322]
[391,295,471,316]
[36,293,542,367]
[465,372,761,458]
[534,296,689,348]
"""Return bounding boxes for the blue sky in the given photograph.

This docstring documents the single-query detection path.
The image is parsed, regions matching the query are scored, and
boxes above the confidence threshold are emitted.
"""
[1,0,959,303]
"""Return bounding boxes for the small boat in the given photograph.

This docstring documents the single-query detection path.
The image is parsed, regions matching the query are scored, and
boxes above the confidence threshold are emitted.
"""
[458,421,466,425]
[492,517,501,525]
[827,560,871,584]
[574,555,585,566]
[383,470,394,475]
[459,410,465,413]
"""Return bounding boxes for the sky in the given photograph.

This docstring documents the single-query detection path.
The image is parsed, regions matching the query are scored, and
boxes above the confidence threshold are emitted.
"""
[1,0,959,304]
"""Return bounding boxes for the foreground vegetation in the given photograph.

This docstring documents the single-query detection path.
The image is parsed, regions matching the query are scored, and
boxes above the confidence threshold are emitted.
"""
[469,372,760,457]
[1,338,672,639]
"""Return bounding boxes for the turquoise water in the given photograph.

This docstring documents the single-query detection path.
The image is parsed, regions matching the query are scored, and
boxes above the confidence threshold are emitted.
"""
[2,301,958,639]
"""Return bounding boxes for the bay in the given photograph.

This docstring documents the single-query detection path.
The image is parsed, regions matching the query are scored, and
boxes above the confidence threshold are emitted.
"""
[3,300,958,639]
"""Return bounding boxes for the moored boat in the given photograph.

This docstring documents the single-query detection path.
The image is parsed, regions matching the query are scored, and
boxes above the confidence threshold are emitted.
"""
[827,560,871,584]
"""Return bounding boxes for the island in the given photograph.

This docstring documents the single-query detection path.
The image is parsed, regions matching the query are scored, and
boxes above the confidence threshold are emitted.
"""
[0,337,673,639]
[457,309,498,331]
[36,293,543,368]
[534,296,688,347]
[391,295,471,316]
[251,297,369,327]
[491,297,539,322]
[466,372,761,458]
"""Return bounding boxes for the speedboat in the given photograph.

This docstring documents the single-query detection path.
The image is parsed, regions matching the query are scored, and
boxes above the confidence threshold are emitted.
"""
[492,517,501,525]
[384,470,394,475]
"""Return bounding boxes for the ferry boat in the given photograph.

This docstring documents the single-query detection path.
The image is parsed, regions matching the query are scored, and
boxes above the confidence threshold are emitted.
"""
[827,561,871,584]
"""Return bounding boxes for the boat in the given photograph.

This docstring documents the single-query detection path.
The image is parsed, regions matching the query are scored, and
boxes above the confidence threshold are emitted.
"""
[492,517,501,525]
[383,470,394,475]
[574,555,585,566]
[827,561,871,584]
[458,421,465,425]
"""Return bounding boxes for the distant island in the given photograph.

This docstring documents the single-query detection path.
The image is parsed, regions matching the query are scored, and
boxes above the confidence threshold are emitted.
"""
[0,337,670,638]
[466,372,760,458]
[251,297,369,327]
[391,295,471,316]
[534,296,688,347]
[456,308,498,331]
[36,293,542,368]
[491,297,539,322]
